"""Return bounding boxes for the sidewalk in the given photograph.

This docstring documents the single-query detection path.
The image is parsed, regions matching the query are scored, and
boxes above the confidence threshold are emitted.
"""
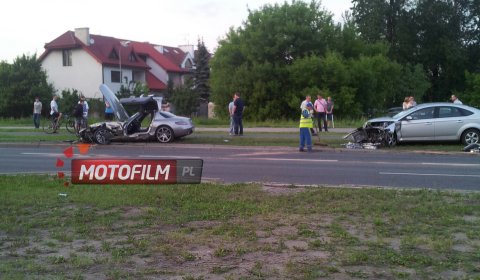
[195,127,353,133]
[1,126,354,133]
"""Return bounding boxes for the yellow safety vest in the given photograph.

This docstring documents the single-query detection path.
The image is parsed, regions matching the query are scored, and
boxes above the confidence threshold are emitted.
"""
[299,112,313,128]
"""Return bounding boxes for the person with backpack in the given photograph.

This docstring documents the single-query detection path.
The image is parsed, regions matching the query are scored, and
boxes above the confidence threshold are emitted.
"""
[73,98,85,134]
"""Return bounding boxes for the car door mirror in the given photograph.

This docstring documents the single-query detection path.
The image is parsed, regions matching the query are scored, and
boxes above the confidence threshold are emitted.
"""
[405,116,413,121]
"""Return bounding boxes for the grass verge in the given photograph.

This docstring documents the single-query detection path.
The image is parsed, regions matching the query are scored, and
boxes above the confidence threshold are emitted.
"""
[1,175,479,279]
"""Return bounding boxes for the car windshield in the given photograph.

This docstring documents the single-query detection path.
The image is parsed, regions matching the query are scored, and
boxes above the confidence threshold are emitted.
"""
[391,107,415,119]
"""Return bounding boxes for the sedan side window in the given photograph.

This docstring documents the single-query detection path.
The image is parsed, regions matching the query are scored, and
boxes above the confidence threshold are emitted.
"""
[438,107,462,118]
[408,108,435,120]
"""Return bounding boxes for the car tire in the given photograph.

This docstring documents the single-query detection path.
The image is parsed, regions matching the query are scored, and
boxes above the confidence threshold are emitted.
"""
[386,132,397,147]
[156,126,174,143]
[461,128,480,145]
[94,128,112,145]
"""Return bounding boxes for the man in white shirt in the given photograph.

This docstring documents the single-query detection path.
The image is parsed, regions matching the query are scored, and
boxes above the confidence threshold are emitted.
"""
[451,95,463,104]
[80,96,89,128]
[50,95,61,133]
[228,97,235,135]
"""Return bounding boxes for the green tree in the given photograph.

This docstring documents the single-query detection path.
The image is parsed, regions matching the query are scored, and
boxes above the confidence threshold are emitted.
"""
[462,71,480,107]
[210,1,337,120]
[170,78,199,117]
[194,39,211,101]
[58,89,80,115]
[0,54,54,118]
[116,81,150,99]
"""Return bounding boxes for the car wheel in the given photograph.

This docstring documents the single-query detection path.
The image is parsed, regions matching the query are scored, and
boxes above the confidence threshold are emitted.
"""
[461,128,480,145]
[94,128,112,145]
[156,126,174,143]
[385,132,397,147]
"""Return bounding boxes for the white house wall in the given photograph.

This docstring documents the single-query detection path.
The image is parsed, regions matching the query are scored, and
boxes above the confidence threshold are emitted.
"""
[103,67,132,93]
[41,49,103,99]
[146,59,168,84]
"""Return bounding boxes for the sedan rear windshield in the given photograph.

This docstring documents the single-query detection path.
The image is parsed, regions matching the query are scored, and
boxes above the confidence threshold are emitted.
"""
[159,112,175,118]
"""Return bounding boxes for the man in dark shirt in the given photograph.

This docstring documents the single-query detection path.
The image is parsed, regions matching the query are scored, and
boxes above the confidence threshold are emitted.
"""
[233,92,245,136]
[73,99,85,133]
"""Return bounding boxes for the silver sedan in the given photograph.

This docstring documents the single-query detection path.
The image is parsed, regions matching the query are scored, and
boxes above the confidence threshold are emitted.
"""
[366,103,480,145]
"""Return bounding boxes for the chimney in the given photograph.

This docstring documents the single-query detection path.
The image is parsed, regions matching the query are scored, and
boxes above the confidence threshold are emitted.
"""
[74,27,90,46]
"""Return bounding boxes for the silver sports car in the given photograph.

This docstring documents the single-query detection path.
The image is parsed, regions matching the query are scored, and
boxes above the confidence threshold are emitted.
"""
[365,102,480,145]
[80,84,194,144]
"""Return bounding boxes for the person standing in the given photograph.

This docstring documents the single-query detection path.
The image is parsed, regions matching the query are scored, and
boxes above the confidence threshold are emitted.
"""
[105,101,114,120]
[326,96,334,129]
[233,92,244,136]
[300,95,316,135]
[80,96,89,128]
[33,96,42,129]
[451,94,463,104]
[402,97,410,110]
[314,94,328,132]
[300,95,311,110]
[228,97,235,135]
[299,102,314,152]
[408,96,417,108]
[73,98,85,133]
[50,95,61,133]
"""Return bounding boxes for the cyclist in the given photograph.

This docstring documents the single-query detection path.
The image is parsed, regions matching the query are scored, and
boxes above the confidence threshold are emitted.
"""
[50,95,62,133]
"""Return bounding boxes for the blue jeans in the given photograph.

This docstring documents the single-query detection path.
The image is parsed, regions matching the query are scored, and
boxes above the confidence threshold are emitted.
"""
[299,128,312,151]
[33,113,41,128]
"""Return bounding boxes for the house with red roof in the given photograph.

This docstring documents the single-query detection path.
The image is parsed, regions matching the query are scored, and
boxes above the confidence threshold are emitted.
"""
[39,28,195,99]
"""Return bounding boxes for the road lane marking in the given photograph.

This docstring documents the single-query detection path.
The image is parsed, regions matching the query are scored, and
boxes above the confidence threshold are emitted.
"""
[421,162,480,167]
[138,155,202,159]
[250,158,338,163]
[20,152,100,158]
[234,152,292,157]
[21,152,63,156]
[380,172,480,178]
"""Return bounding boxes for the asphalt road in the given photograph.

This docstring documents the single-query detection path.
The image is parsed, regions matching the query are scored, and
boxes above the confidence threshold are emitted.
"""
[1,143,479,190]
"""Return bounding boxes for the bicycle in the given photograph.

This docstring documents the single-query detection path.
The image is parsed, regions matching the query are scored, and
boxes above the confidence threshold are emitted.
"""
[67,115,88,135]
[43,113,63,134]
[65,114,76,134]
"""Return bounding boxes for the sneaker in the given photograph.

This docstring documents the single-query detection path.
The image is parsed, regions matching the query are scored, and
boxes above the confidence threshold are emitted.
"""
[299,148,305,152]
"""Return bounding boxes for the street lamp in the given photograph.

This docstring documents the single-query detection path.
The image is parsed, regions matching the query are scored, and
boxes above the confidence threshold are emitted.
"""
[119,40,130,87]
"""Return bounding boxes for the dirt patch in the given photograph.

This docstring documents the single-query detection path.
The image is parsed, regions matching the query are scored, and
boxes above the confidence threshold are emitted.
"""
[262,184,306,195]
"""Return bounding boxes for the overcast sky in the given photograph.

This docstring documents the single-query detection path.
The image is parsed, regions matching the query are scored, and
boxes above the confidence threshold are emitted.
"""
[1,0,352,63]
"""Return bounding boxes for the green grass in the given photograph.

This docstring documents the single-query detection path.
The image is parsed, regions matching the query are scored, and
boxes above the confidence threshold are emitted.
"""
[1,116,366,129]
[192,117,366,128]
[0,175,479,279]
[0,130,78,142]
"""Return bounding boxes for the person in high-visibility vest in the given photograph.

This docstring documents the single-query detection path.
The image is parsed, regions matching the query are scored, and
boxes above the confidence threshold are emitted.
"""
[299,102,314,152]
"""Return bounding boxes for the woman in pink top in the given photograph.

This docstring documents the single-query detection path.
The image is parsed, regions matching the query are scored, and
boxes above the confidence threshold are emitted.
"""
[314,94,328,132]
